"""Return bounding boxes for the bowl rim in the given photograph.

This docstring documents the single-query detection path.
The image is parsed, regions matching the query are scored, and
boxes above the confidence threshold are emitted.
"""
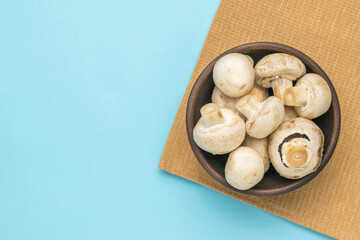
[186,42,341,196]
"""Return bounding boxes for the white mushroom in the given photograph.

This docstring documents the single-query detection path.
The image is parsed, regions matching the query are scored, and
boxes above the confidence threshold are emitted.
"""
[212,86,268,120]
[225,146,265,190]
[242,135,270,172]
[255,53,306,103]
[283,73,332,119]
[283,106,298,122]
[246,55,254,66]
[193,103,245,155]
[213,53,255,97]
[236,96,284,138]
[268,117,324,179]
[246,85,269,102]
[211,86,238,111]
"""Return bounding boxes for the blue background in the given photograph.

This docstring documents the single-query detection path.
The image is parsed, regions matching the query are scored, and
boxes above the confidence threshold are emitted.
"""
[0,0,334,239]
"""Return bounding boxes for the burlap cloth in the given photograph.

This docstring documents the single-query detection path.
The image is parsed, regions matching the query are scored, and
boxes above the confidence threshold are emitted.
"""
[158,0,360,239]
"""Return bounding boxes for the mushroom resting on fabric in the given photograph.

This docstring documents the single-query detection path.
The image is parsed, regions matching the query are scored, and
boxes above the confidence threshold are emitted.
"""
[236,96,284,138]
[225,146,265,190]
[242,135,270,172]
[193,103,246,155]
[213,53,255,97]
[283,73,332,119]
[268,117,324,179]
[254,53,306,103]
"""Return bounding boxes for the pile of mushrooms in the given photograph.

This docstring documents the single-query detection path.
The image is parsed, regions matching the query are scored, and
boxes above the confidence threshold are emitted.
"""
[193,53,331,190]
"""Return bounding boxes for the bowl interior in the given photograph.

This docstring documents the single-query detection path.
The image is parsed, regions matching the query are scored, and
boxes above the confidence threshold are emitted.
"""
[186,43,340,196]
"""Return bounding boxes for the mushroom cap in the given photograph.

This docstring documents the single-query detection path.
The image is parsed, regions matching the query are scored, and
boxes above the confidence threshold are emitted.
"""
[213,53,255,97]
[225,146,265,190]
[246,55,254,66]
[241,96,284,138]
[268,117,324,179]
[291,73,332,119]
[193,108,245,154]
[211,86,238,112]
[255,53,306,88]
[243,135,270,172]
[283,106,298,122]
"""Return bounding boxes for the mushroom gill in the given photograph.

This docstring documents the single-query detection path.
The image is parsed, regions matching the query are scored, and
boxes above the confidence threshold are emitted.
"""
[268,117,324,179]
[277,133,310,168]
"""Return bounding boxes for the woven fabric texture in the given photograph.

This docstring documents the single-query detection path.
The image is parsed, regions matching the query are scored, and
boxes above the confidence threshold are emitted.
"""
[159,0,360,239]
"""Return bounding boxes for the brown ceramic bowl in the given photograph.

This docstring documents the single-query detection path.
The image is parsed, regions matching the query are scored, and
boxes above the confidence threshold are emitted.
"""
[186,42,341,196]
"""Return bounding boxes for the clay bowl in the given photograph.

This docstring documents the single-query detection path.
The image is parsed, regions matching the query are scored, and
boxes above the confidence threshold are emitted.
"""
[186,42,341,196]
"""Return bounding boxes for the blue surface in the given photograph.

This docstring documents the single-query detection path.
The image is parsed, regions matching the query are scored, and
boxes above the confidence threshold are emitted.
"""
[0,0,334,239]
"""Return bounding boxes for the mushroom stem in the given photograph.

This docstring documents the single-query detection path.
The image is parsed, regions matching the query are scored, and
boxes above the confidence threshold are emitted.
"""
[271,77,293,103]
[284,86,308,107]
[283,107,298,122]
[200,103,225,127]
[285,146,308,168]
[236,96,261,119]
[247,88,265,102]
